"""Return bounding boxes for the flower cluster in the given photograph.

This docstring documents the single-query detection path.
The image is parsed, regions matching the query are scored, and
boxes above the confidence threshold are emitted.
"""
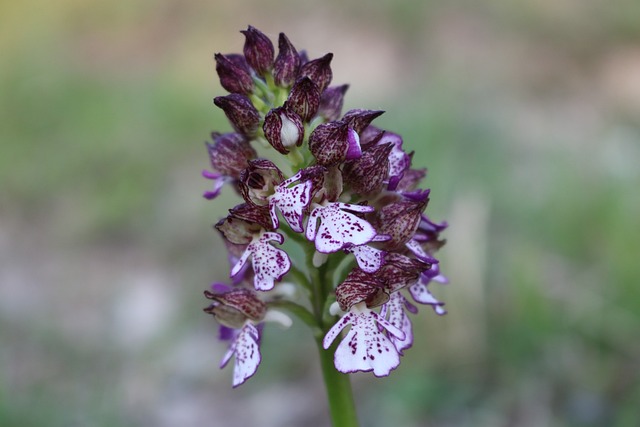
[202,26,447,387]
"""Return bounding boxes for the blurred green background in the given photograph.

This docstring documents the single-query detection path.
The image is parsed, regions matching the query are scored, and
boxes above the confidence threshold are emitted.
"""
[1,0,639,426]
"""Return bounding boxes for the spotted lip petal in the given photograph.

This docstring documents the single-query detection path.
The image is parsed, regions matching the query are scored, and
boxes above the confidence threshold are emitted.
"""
[305,202,376,253]
[409,273,447,315]
[345,243,386,273]
[323,304,404,377]
[269,172,312,233]
[220,323,262,387]
[380,292,414,354]
[231,232,291,291]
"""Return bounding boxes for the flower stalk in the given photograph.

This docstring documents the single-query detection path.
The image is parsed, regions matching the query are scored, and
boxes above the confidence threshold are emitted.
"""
[199,26,449,426]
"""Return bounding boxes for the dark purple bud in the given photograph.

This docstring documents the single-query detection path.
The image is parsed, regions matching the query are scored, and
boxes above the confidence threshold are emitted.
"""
[342,143,393,194]
[206,132,256,178]
[215,203,273,244]
[299,53,333,93]
[335,268,389,311]
[262,105,304,154]
[273,33,300,87]
[241,26,274,76]
[309,121,356,166]
[287,77,320,122]
[378,253,431,293]
[239,159,284,206]
[342,109,385,134]
[204,288,267,328]
[214,94,260,137]
[318,85,349,121]
[374,198,429,250]
[214,53,254,95]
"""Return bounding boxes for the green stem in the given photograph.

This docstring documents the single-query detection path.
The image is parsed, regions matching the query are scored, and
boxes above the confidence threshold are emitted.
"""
[316,338,360,427]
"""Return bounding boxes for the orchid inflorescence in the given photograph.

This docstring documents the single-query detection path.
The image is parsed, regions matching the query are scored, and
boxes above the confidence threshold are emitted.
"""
[202,26,448,388]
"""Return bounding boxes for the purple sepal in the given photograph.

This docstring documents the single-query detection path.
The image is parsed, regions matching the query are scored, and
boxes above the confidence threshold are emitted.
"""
[409,272,447,315]
[378,252,431,293]
[288,77,320,122]
[218,325,236,342]
[323,304,403,377]
[273,33,300,87]
[241,26,274,76]
[299,53,333,93]
[202,170,226,200]
[213,94,260,137]
[214,53,254,95]
[342,109,385,134]
[206,132,256,178]
[342,143,393,194]
[335,268,389,311]
[309,121,351,166]
[374,198,429,251]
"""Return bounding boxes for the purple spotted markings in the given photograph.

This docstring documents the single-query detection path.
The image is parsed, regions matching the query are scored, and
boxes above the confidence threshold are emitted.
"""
[323,302,404,377]
[220,323,261,387]
[306,202,377,253]
[231,232,291,291]
[201,26,448,387]
[268,170,312,233]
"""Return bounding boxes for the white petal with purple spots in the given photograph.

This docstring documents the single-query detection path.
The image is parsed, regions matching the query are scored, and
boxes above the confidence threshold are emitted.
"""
[230,232,291,291]
[306,203,377,253]
[269,177,312,233]
[323,303,404,377]
[380,292,414,353]
[219,323,261,388]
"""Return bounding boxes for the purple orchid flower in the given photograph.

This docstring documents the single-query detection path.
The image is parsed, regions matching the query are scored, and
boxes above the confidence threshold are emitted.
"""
[305,202,377,253]
[230,232,291,291]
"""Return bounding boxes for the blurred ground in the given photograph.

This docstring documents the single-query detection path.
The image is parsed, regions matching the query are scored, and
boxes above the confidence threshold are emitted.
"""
[1,0,640,426]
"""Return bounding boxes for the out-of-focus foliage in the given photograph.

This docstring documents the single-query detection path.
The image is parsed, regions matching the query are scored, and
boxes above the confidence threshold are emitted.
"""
[1,0,639,426]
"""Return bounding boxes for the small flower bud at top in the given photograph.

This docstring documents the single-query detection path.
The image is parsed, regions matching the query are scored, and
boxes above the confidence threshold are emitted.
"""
[273,33,300,87]
[287,77,320,122]
[215,53,255,95]
[299,53,333,93]
[214,94,260,137]
[241,26,275,76]
[342,109,385,134]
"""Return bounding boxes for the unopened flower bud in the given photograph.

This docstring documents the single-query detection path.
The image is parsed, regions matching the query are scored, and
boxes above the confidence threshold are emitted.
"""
[206,132,256,178]
[273,33,300,87]
[241,26,274,76]
[299,53,333,93]
[214,53,254,95]
[287,77,320,122]
[309,121,361,166]
[214,94,260,137]
[262,105,304,154]
[318,84,349,121]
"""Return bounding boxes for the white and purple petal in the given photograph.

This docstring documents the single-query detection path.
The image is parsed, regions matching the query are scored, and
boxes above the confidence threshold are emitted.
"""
[269,177,312,233]
[230,232,291,291]
[306,203,376,253]
[409,273,447,315]
[323,303,404,377]
[202,170,228,200]
[380,292,414,353]
[219,323,261,388]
